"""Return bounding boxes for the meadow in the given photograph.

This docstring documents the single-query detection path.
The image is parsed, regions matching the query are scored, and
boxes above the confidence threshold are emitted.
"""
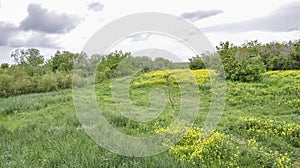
[0,69,299,167]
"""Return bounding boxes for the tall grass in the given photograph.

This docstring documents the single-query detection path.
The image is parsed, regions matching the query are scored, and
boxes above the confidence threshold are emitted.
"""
[0,89,72,115]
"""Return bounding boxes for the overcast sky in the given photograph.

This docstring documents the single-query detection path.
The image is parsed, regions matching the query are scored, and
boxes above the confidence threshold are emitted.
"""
[1,0,300,63]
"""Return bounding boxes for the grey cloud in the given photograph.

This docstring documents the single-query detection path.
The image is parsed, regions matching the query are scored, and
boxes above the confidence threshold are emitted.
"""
[20,3,80,34]
[0,21,59,48]
[8,32,59,48]
[0,21,17,46]
[203,1,300,32]
[87,2,104,12]
[181,9,223,22]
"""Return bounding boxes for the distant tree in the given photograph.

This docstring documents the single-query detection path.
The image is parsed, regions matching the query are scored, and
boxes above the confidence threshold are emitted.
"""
[11,48,26,65]
[188,55,206,70]
[131,56,153,72]
[26,48,44,66]
[256,40,300,71]
[114,56,153,77]
[96,50,130,82]
[289,40,300,69]
[10,48,44,66]
[49,51,80,73]
[153,57,172,69]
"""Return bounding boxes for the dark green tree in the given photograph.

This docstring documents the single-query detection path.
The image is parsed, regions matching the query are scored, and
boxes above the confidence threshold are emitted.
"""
[188,55,206,70]
[49,51,80,73]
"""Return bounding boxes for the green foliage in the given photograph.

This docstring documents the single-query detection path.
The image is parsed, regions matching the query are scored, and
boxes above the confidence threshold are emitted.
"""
[11,48,44,66]
[26,48,44,66]
[188,55,206,70]
[217,41,266,82]
[191,40,300,82]
[49,50,80,73]
[250,40,300,71]
[95,51,130,82]
[95,51,183,82]
[0,68,72,97]
[289,41,300,69]
[0,49,86,97]
[2,48,187,97]
[153,57,174,70]
[114,56,152,77]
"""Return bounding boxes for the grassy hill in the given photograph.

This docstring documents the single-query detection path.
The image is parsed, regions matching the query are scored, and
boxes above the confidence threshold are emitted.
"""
[0,70,299,167]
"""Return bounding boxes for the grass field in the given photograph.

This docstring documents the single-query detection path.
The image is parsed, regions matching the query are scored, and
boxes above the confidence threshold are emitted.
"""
[0,70,299,167]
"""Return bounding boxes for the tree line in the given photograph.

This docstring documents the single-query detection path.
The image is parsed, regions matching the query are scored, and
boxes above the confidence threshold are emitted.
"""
[1,39,300,97]
[189,40,300,82]
[0,49,186,98]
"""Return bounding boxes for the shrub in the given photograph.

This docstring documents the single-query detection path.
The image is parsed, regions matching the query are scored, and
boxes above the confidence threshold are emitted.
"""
[217,41,266,82]
[188,55,206,70]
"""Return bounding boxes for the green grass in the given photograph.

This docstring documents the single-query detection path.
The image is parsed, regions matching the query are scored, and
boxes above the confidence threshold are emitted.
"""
[0,70,299,167]
[0,89,72,115]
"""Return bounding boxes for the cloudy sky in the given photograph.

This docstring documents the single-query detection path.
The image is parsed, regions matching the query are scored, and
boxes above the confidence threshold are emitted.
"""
[1,0,300,63]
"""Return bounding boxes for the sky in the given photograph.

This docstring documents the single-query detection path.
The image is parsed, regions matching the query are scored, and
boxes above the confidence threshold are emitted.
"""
[1,0,300,63]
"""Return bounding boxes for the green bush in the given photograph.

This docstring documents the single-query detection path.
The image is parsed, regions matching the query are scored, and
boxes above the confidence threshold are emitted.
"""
[217,41,266,82]
[188,55,206,70]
